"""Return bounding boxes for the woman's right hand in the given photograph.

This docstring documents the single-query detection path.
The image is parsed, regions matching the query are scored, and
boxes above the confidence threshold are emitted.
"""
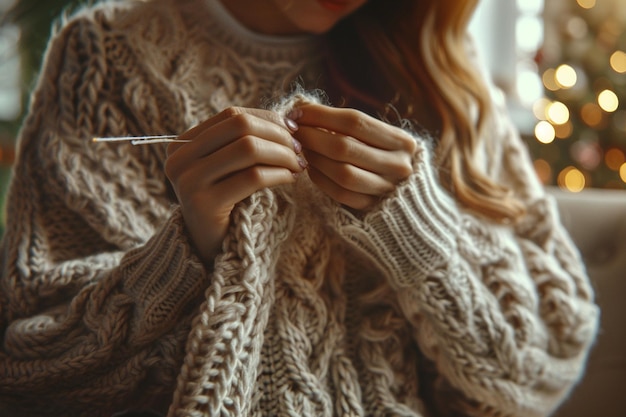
[164,107,307,264]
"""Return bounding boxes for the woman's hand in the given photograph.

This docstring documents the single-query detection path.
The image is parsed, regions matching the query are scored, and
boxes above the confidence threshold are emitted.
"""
[164,107,307,264]
[292,103,417,210]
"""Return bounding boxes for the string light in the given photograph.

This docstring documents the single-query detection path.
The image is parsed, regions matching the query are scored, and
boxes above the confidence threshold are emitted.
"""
[542,68,560,91]
[546,101,570,124]
[580,103,604,127]
[533,0,626,191]
[535,121,556,144]
[605,148,625,171]
[576,0,596,9]
[598,89,619,112]
[554,121,574,139]
[533,97,551,120]
[555,65,578,89]
[572,140,602,170]
[558,166,586,192]
[610,51,626,73]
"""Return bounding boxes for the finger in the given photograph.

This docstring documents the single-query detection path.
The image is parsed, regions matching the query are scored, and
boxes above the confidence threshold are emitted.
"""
[305,150,395,196]
[166,114,301,178]
[307,166,378,210]
[166,108,241,157]
[168,107,298,155]
[211,166,298,208]
[171,110,297,157]
[167,136,306,189]
[294,103,417,152]
[200,136,306,184]
[296,126,413,180]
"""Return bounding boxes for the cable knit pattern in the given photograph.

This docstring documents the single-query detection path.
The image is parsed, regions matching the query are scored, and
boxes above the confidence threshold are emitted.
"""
[0,0,598,416]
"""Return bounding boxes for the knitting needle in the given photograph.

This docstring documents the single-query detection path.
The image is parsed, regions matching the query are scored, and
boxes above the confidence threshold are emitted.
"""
[92,135,191,145]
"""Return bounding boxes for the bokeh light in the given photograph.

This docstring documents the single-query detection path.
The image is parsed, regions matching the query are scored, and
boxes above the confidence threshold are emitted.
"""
[542,68,560,91]
[546,101,570,124]
[535,121,556,144]
[517,64,544,106]
[558,166,586,192]
[533,159,552,184]
[555,65,578,89]
[580,103,604,127]
[576,0,596,9]
[572,140,602,170]
[566,16,588,39]
[605,148,626,171]
[531,0,626,191]
[533,97,551,120]
[554,121,574,139]
[610,51,626,73]
[598,89,619,112]
[599,19,622,47]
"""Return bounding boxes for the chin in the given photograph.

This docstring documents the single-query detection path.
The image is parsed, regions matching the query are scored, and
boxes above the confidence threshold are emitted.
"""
[298,19,341,35]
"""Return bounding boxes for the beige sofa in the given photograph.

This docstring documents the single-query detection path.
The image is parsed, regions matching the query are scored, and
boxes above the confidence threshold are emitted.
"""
[548,187,626,417]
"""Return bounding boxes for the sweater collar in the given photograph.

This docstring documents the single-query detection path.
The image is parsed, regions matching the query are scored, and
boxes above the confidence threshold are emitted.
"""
[192,0,320,65]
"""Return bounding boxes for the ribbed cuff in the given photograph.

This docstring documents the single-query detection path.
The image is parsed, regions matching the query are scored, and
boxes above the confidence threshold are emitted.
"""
[335,143,459,288]
[121,207,207,344]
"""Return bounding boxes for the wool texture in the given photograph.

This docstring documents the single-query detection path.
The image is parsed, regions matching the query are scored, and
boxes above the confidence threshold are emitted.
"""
[0,0,599,416]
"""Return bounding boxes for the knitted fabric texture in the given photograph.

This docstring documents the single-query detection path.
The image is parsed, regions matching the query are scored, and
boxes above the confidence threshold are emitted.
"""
[0,0,599,416]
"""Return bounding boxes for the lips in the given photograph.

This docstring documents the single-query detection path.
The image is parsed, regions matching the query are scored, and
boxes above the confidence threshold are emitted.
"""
[317,0,351,12]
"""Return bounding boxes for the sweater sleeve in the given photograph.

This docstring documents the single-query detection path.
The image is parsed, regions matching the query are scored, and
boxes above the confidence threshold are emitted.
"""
[332,107,599,416]
[0,13,209,416]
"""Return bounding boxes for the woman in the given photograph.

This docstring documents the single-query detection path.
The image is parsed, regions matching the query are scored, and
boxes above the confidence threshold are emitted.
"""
[0,0,599,416]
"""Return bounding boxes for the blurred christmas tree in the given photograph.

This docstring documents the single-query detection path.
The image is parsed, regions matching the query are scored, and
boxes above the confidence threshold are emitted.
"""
[527,0,626,191]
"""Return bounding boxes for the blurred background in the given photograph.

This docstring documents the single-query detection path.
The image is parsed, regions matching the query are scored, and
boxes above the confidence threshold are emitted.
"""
[470,0,626,194]
[0,0,625,235]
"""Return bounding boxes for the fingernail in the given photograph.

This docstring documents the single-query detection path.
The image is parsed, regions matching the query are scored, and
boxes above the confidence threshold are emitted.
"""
[297,155,308,169]
[285,117,299,132]
[292,137,302,153]
[287,108,303,121]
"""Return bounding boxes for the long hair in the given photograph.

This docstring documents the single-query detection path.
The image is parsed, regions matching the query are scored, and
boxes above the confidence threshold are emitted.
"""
[324,0,525,221]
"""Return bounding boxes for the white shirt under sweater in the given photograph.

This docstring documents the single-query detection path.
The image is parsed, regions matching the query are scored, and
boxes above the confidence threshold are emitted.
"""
[0,0,599,416]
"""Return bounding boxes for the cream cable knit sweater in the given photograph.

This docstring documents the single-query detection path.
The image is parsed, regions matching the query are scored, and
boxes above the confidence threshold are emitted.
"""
[0,0,599,416]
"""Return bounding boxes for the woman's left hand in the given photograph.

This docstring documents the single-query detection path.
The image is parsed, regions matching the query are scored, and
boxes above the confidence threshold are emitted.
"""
[292,103,417,210]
